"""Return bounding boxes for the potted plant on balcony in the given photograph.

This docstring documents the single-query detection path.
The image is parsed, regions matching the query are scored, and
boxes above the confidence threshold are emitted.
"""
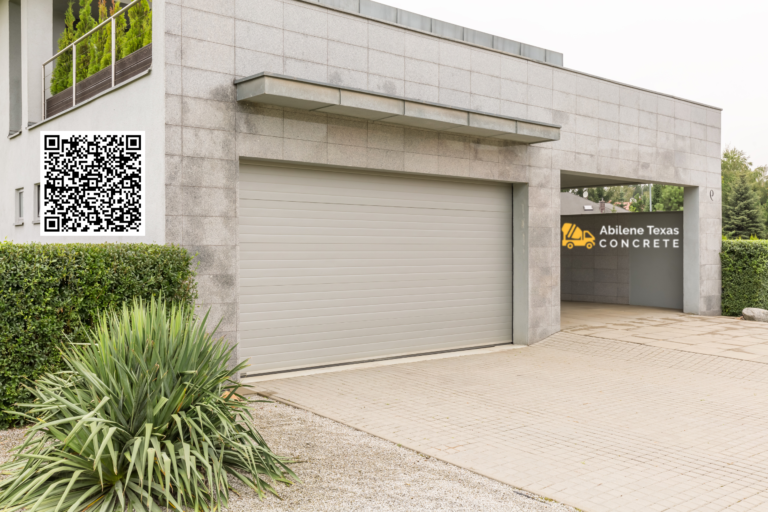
[50,2,75,95]
[46,0,152,118]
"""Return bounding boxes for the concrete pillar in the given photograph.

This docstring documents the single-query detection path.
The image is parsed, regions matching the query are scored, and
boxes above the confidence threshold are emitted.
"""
[683,187,700,314]
[513,183,530,344]
[684,186,722,315]
[21,0,52,126]
[513,167,560,345]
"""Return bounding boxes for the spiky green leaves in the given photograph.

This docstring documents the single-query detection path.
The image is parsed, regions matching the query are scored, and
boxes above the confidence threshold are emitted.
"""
[0,298,296,512]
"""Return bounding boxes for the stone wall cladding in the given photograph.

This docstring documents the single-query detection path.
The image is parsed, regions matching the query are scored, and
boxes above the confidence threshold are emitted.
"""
[164,0,722,354]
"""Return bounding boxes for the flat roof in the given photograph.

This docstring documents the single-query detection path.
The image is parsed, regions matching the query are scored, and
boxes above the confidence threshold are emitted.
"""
[300,0,722,111]
[301,0,563,67]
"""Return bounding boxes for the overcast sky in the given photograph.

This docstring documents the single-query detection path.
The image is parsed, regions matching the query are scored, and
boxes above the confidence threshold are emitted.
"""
[382,0,767,168]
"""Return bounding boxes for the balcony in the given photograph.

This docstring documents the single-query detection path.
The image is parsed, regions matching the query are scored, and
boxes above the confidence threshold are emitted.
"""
[42,0,152,120]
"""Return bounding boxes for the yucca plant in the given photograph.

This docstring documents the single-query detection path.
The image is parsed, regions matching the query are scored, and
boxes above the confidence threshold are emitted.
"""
[0,297,296,512]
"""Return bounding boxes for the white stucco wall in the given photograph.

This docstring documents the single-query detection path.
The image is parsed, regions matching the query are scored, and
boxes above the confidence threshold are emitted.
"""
[0,0,166,244]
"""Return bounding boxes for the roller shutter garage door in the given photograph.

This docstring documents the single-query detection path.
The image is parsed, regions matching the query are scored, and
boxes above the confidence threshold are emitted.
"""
[238,164,512,375]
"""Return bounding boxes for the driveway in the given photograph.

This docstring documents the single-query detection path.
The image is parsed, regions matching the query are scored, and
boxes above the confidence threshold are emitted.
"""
[562,301,768,362]
[249,319,768,512]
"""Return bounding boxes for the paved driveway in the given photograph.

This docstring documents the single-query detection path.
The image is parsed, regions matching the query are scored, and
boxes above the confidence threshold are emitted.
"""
[250,329,768,512]
[563,302,768,362]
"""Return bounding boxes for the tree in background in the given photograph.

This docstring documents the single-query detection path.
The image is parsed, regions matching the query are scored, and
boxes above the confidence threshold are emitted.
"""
[721,146,768,234]
[723,173,765,239]
[50,2,75,95]
[565,187,620,204]
[722,147,754,200]
[564,184,683,212]
[652,184,684,212]
[629,187,649,212]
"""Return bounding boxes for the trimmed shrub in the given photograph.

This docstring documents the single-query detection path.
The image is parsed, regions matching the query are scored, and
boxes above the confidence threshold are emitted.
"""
[0,298,295,511]
[721,240,768,316]
[0,242,197,429]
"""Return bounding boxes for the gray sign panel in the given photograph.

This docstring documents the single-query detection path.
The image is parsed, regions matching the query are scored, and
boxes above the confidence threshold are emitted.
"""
[561,212,684,310]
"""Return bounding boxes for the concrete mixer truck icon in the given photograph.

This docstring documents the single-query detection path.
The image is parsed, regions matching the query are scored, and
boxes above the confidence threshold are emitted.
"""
[561,223,596,250]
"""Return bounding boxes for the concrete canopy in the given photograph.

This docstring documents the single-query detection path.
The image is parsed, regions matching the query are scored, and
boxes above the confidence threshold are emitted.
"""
[560,170,649,189]
[235,73,561,144]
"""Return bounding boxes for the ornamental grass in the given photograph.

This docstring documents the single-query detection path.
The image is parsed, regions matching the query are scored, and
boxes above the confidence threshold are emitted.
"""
[0,297,296,512]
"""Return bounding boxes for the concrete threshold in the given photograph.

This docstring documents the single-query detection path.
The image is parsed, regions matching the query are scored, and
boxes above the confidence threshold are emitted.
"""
[240,343,524,389]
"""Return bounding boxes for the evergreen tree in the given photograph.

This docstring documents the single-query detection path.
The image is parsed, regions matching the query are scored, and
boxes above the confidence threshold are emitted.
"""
[720,147,768,232]
[86,0,108,76]
[142,6,152,46]
[723,174,765,239]
[50,3,76,95]
[650,184,684,212]
[74,0,97,82]
[121,0,151,58]
[99,0,126,69]
[721,147,754,201]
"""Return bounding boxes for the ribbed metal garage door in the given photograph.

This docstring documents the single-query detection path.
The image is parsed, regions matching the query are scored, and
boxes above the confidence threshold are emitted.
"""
[238,164,512,374]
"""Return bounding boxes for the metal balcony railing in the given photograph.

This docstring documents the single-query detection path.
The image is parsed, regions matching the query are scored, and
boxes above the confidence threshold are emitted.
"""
[42,0,151,119]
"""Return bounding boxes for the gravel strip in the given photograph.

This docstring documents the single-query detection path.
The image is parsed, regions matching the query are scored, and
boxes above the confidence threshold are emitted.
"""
[0,427,26,466]
[229,400,578,512]
[0,402,577,511]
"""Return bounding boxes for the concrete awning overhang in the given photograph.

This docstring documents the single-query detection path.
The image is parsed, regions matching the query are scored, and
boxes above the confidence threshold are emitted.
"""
[235,73,560,144]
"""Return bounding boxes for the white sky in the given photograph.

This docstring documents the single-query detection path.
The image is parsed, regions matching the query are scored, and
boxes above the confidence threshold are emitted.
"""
[381,0,768,168]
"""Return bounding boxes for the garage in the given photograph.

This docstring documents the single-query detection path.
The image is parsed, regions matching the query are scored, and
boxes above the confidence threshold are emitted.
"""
[238,164,513,375]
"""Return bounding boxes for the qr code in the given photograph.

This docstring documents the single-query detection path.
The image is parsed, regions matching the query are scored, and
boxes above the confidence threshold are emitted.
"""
[41,131,145,236]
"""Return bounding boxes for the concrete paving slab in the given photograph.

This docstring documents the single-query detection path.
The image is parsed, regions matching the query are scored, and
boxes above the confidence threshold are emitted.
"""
[249,331,768,512]
[561,302,768,362]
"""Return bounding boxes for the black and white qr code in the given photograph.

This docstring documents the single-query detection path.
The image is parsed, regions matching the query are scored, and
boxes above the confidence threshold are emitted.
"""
[41,131,145,236]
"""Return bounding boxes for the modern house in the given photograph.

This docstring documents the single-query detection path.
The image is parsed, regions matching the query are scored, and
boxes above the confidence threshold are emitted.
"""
[1,0,722,375]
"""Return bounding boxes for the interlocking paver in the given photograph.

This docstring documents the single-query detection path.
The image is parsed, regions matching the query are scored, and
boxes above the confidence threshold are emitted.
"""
[250,329,768,512]
[562,302,768,361]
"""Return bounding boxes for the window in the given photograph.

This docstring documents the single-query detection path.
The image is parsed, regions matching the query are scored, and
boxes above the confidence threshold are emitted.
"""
[15,188,24,226]
[583,205,593,211]
[33,183,41,224]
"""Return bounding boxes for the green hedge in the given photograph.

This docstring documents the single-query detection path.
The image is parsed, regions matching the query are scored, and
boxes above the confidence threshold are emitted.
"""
[0,243,197,428]
[721,240,768,316]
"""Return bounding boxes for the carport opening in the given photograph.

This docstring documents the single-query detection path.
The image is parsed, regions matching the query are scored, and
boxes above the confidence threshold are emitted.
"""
[560,175,685,317]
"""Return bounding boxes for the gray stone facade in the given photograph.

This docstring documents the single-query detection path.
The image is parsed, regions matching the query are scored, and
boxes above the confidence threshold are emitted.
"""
[163,0,722,359]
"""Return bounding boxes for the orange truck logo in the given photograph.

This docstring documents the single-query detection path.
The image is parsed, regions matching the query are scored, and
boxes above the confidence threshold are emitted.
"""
[562,223,595,249]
